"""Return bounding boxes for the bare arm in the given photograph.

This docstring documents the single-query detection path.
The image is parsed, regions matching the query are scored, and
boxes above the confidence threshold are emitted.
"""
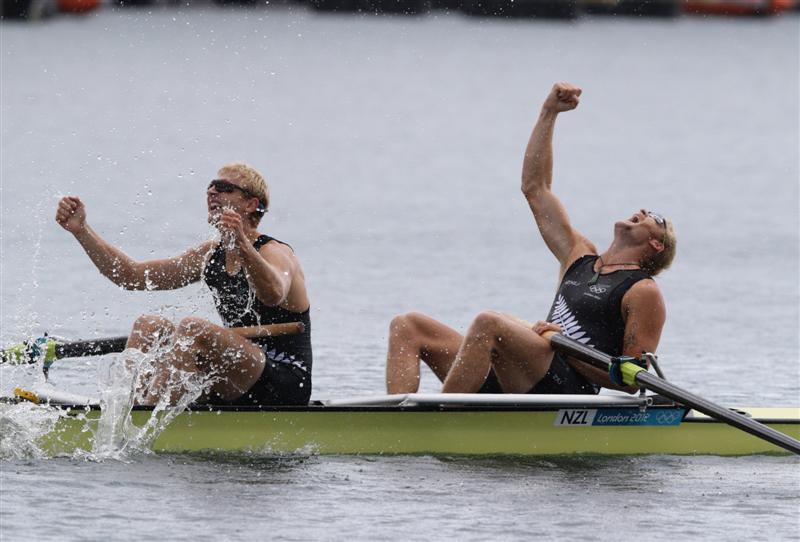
[56,196,209,290]
[217,209,309,311]
[521,83,595,271]
[240,241,300,308]
[570,280,666,393]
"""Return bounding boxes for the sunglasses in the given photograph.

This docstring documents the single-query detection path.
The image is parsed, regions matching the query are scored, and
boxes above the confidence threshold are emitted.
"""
[647,211,667,229]
[209,179,251,196]
[208,179,267,214]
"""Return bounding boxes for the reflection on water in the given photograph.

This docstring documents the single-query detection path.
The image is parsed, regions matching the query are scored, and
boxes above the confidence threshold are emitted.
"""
[1,445,798,539]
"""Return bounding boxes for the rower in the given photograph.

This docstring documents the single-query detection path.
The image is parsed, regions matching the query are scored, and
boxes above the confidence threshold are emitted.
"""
[385,82,676,396]
[55,162,312,406]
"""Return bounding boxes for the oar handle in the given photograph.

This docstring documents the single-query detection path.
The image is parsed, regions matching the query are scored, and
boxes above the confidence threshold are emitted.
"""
[232,321,305,339]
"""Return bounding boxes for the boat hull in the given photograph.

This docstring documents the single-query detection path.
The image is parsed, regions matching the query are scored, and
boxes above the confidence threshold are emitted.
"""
[34,404,800,456]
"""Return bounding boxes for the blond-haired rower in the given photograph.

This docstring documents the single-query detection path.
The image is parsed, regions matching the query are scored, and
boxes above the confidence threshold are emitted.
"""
[56,162,312,406]
[386,83,676,396]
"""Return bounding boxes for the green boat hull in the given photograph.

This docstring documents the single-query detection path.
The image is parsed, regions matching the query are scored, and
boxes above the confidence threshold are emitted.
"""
[35,404,800,456]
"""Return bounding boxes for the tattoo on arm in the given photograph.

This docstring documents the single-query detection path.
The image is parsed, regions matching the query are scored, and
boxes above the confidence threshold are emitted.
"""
[624,322,638,352]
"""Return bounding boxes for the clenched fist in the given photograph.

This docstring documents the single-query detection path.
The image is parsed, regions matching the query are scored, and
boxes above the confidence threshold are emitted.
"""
[56,196,87,235]
[543,82,582,114]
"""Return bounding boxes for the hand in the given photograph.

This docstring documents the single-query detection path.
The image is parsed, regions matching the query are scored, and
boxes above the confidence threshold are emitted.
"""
[216,208,248,249]
[542,82,582,114]
[532,320,562,336]
[55,196,87,235]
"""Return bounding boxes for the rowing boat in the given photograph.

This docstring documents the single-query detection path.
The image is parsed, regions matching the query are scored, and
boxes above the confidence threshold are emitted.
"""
[4,329,798,456]
[4,390,798,456]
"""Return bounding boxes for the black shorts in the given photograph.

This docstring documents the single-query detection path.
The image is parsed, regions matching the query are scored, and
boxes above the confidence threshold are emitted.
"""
[478,352,599,395]
[213,350,312,407]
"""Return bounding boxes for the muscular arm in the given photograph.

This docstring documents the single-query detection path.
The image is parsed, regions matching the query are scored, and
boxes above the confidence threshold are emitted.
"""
[570,280,667,393]
[620,279,666,360]
[57,196,209,290]
[238,241,299,308]
[214,207,308,311]
[73,225,211,290]
[521,83,594,272]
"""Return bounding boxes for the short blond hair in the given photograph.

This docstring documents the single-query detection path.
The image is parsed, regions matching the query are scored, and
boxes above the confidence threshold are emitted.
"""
[218,162,270,225]
[640,219,676,276]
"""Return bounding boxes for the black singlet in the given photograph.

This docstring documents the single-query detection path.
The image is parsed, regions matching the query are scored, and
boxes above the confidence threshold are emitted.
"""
[545,254,651,357]
[203,234,312,406]
[479,254,650,396]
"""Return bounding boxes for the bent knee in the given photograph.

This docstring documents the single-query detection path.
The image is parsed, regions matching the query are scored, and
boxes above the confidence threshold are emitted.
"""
[175,317,215,343]
[131,314,174,333]
[469,310,504,334]
[389,312,427,337]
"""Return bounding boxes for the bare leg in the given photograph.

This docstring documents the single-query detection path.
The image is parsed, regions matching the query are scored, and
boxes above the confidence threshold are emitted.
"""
[138,317,267,406]
[442,311,554,394]
[126,315,176,396]
[386,312,464,394]
[127,314,176,352]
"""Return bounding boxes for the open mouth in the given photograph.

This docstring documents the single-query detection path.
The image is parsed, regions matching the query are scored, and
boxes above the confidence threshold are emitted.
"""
[207,202,224,225]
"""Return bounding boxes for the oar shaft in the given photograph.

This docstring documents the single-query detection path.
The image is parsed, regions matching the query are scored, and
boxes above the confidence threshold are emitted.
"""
[549,333,800,455]
[636,371,800,454]
[549,333,612,370]
[56,337,128,359]
[5,322,306,363]
[58,322,304,359]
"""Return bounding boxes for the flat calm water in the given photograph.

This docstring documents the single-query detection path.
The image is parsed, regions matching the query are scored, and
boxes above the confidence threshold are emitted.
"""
[1,6,798,540]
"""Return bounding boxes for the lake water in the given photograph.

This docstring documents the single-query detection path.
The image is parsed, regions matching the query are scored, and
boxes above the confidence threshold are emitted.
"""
[1,6,798,540]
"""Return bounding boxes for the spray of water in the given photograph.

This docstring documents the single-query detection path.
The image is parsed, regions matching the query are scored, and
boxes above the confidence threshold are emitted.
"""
[88,336,218,461]
[1,212,232,461]
[0,402,66,460]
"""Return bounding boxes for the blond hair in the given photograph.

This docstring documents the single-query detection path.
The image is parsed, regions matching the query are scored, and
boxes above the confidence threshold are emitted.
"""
[640,219,676,276]
[218,162,269,225]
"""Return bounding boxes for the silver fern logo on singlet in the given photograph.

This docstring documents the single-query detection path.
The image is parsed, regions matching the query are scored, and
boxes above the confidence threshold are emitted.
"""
[550,294,594,348]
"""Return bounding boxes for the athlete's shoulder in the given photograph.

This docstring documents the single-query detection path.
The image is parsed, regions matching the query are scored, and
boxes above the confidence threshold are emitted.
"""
[259,237,293,253]
[560,243,599,278]
[257,236,300,269]
[623,278,665,312]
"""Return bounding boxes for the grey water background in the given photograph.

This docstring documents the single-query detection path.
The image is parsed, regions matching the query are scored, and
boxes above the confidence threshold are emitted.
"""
[1,6,799,540]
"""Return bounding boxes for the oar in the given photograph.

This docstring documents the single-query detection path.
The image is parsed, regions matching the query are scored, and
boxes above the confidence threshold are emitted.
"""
[547,332,800,455]
[0,321,305,366]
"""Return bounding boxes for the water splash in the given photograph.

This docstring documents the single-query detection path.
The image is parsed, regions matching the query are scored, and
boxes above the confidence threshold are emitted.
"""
[90,349,143,458]
[0,402,65,460]
[89,344,214,461]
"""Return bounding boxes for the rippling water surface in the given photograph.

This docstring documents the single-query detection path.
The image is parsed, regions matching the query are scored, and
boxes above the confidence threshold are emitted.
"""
[1,6,798,540]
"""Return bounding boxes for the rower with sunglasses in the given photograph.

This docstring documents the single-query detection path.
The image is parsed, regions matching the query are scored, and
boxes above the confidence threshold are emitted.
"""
[386,82,677,396]
[55,162,312,406]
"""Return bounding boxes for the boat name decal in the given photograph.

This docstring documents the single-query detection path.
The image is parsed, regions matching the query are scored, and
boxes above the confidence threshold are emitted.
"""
[554,408,685,427]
